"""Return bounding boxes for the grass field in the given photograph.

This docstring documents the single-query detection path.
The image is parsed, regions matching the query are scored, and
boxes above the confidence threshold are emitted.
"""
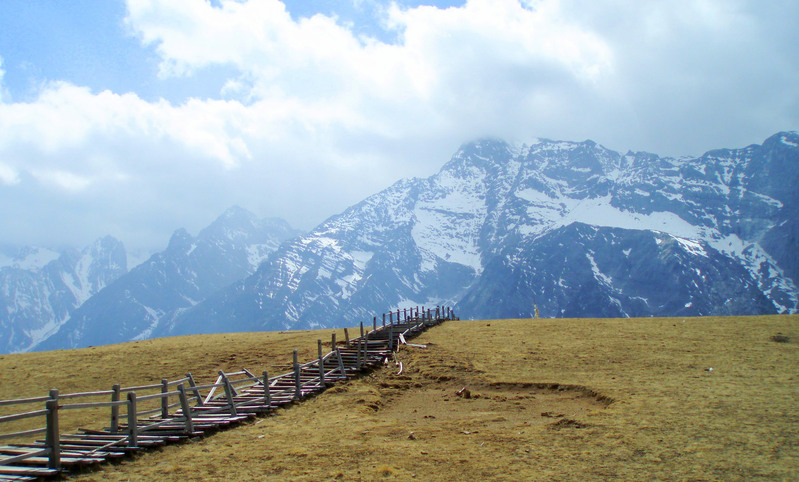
[1,315,797,480]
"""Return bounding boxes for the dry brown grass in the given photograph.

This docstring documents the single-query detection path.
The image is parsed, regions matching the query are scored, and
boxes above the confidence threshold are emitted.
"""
[2,315,797,480]
[0,329,351,438]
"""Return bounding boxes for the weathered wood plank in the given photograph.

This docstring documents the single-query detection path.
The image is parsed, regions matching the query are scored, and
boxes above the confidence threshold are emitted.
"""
[0,466,60,476]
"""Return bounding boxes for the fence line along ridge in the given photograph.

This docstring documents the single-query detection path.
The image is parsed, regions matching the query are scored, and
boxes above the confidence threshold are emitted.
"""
[0,306,456,481]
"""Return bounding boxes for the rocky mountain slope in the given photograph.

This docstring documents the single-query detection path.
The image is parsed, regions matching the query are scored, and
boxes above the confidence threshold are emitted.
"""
[0,237,127,353]
[31,207,300,351]
[165,132,798,334]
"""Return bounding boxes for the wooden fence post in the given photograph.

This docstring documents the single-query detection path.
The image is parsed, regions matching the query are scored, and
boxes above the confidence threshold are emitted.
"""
[335,347,346,378]
[127,391,138,449]
[263,371,271,407]
[219,371,238,417]
[360,321,367,369]
[161,378,169,419]
[110,383,120,433]
[186,373,204,406]
[373,316,377,332]
[332,332,337,348]
[45,389,60,470]
[344,328,350,348]
[389,311,393,324]
[382,313,386,328]
[177,384,194,434]
[318,339,325,387]
[293,349,301,400]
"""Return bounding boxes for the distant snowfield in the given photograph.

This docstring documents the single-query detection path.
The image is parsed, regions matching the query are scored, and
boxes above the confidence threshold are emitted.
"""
[515,190,704,240]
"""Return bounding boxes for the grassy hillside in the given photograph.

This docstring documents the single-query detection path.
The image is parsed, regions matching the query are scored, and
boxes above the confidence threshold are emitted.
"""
[2,315,797,480]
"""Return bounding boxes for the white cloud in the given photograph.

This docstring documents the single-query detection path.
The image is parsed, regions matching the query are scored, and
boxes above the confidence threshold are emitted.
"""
[0,0,797,252]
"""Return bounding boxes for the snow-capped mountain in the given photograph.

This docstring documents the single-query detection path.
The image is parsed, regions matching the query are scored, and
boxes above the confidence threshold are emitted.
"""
[167,131,798,334]
[457,223,777,319]
[32,206,301,351]
[0,237,127,353]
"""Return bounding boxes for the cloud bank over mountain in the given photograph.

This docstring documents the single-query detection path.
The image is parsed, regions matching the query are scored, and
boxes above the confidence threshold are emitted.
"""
[0,0,797,253]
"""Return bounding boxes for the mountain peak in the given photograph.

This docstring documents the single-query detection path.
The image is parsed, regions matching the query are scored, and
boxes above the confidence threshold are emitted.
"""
[166,228,193,252]
[763,131,799,150]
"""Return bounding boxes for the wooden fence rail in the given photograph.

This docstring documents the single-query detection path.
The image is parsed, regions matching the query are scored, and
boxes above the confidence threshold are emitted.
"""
[0,306,457,481]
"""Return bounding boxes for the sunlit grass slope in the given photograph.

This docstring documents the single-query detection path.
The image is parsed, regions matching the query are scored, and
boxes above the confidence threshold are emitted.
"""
[1,315,796,480]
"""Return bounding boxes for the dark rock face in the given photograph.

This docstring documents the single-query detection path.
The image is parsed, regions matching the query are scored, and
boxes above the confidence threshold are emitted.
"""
[458,223,775,319]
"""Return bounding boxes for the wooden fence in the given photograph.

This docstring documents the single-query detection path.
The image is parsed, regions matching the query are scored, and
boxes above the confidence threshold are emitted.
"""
[0,306,456,480]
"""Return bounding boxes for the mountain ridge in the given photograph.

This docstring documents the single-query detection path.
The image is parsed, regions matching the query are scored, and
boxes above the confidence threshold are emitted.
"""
[15,131,797,351]
[0,236,127,353]
[165,131,797,336]
[32,206,301,351]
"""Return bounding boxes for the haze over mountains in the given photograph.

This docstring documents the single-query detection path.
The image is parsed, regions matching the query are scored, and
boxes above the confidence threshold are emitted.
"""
[1,208,301,353]
[2,131,797,353]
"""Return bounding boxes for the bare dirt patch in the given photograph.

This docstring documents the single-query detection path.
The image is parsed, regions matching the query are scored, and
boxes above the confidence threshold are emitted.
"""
[378,375,609,433]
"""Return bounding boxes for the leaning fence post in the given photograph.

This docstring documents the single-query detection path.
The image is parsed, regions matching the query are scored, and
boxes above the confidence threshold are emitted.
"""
[161,378,169,419]
[45,389,60,470]
[335,347,346,378]
[127,391,138,449]
[186,373,203,406]
[177,384,194,434]
[110,383,121,433]
[219,371,238,417]
[317,339,326,387]
[263,371,271,407]
[293,349,301,400]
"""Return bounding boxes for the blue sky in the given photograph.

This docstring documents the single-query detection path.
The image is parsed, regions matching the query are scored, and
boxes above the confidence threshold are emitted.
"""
[0,0,463,102]
[0,0,797,255]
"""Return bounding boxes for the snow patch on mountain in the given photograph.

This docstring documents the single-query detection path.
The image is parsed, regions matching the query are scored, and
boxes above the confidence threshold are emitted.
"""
[413,168,488,274]
[780,134,798,147]
[246,243,276,271]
